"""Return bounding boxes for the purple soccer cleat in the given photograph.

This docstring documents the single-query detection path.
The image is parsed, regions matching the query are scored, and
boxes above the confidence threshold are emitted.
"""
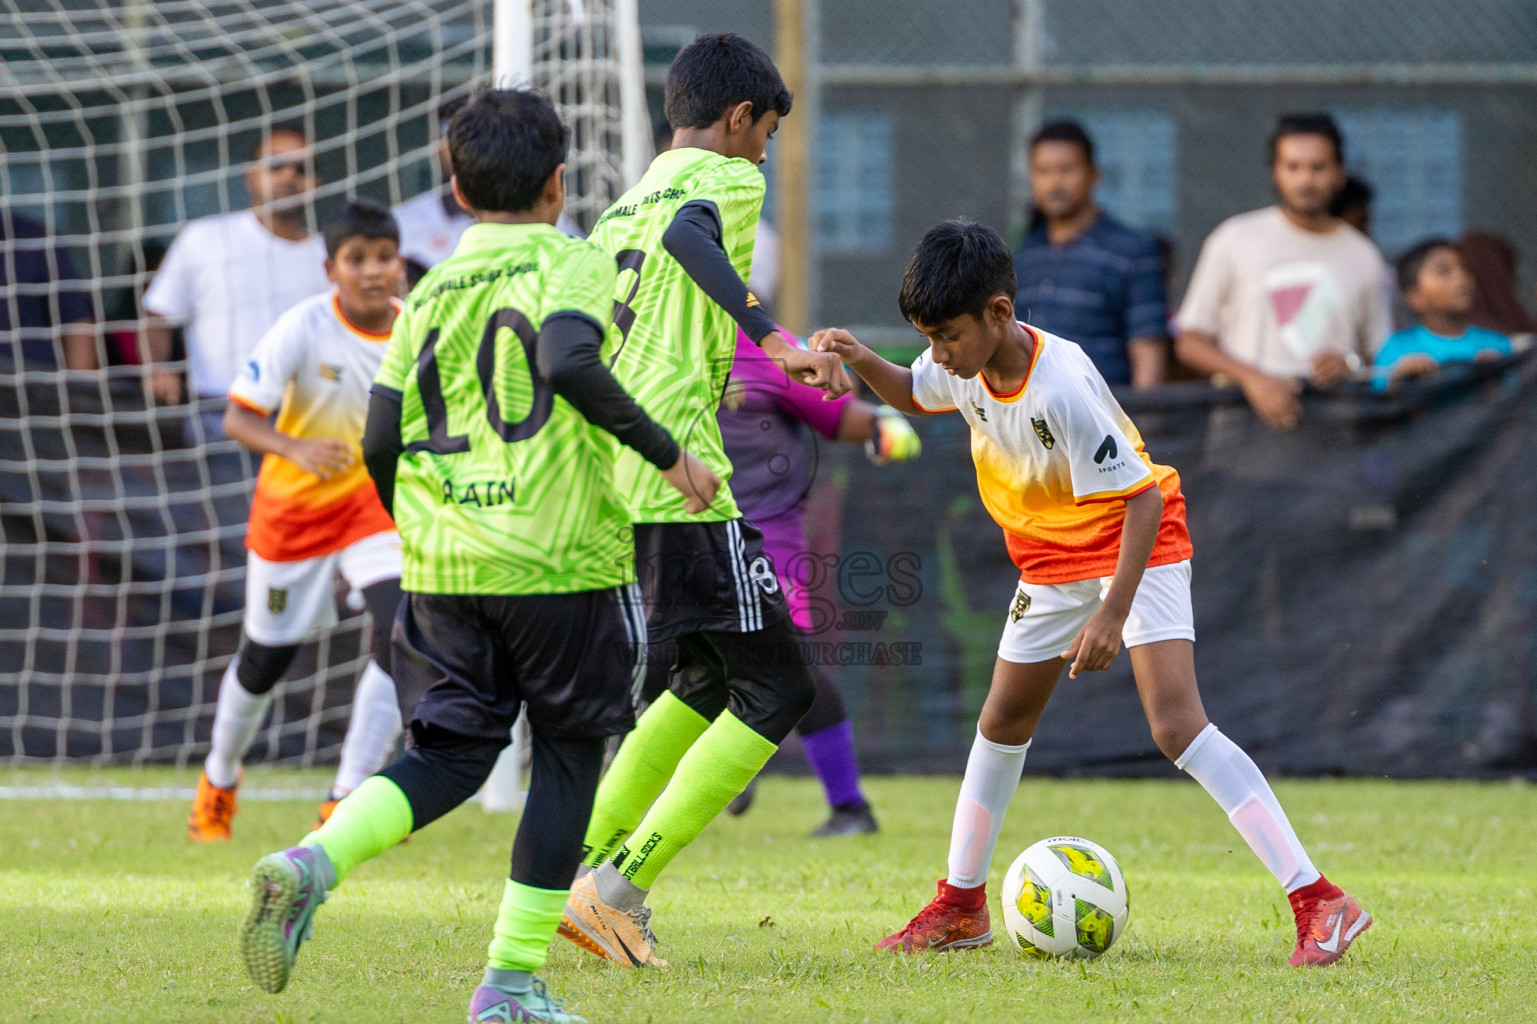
[468,978,586,1023]
[238,845,330,993]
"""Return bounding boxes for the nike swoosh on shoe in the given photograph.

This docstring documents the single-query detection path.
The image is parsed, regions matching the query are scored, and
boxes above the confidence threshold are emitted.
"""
[1315,913,1344,953]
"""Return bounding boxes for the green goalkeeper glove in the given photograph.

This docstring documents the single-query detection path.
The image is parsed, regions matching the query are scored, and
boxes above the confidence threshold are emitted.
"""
[865,406,921,466]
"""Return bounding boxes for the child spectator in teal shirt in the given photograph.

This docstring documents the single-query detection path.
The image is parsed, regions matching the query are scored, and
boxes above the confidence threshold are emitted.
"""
[1375,237,1511,389]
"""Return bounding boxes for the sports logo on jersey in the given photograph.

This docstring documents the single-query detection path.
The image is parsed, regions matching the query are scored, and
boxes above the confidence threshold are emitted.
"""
[1010,588,1031,622]
[970,400,988,422]
[246,360,260,382]
[319,363,344,383]
[1093,435,1118,464]
[1032,418,1055,449]
[267,587,288,614]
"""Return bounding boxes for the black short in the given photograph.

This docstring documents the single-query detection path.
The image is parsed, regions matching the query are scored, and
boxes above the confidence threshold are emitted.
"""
[634,519,789,642]
[392,585,645,742]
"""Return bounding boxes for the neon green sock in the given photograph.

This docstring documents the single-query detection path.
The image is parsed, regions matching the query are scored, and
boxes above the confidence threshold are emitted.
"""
[485,879,570,972]
[300,775,413,884]
[615,711,776,890]
[581,692,710,867]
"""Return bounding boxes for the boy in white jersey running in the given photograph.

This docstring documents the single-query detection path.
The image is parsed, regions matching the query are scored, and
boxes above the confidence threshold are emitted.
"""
[188,200,408,840]
[814,220,1370,968]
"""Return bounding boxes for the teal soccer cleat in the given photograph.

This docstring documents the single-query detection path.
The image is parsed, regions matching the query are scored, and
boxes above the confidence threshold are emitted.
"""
[238,845,330,993]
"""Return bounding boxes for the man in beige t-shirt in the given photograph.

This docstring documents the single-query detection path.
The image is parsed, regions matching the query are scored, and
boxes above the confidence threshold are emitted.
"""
[1177,114,1390,429]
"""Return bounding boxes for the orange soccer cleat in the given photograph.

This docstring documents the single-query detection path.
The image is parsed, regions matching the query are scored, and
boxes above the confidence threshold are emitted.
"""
[187,770,239,841]
[312,798,340,831]
[1288,882,1372,967]
[876,879,994,953]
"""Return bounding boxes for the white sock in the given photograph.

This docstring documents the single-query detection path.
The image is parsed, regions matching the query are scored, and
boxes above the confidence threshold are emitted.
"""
[331,660,403,797]
[946,730,1031,889]
[204,658,271,789]
[1177,723,1321,892]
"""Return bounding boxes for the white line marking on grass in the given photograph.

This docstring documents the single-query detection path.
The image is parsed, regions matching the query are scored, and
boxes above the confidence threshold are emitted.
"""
[0,785,327,801]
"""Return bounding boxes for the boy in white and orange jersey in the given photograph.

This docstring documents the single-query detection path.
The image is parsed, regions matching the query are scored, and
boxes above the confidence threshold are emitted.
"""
[815,220,1371,969]
[188,200,407,841]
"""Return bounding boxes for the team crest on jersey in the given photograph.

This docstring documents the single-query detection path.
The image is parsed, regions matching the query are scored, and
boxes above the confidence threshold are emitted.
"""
[1032,418,1055,449]
[1010,588,1031,622]
[267,587,288,614]
[319,363,344,382]
[970,400,988,422]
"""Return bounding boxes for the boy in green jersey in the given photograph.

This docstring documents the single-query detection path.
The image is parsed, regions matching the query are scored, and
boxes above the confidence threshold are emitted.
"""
[558,34,851,969]
[236,89,717,1024]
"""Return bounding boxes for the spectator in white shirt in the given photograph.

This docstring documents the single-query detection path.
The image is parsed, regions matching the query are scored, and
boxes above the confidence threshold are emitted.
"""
[142,128,330,430]
[1176,113,1390,430]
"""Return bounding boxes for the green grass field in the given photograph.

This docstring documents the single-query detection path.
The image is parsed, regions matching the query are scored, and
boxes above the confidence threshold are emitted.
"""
[2,769,1534,1023]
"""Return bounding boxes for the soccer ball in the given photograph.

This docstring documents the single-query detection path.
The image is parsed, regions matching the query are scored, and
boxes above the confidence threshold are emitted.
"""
[1000,836,1129,959]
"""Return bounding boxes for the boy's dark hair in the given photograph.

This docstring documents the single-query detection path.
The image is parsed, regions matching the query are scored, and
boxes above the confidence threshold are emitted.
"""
[322,198,399,258]
[436,94,468,124]
[1029,119,1095,166]
[664,33,792,129]
[898,220,1018,326]
[1329,174,1373,218]
[1269,112,1344,165]
[448,88,569,213]
[1396,236,1457,294]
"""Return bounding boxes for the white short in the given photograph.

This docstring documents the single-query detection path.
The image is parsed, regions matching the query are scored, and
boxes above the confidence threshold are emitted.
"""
[243,531,402,646]
[996,559,1195,665]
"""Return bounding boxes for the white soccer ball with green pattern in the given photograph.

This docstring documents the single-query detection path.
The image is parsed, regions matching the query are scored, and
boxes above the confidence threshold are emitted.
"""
[1000,836,1129,958]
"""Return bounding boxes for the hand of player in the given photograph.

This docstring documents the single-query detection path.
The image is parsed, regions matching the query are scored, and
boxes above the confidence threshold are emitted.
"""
[809,327,867,367]
[1309,351,1353,388]
[1239,370,1303,431]
[284,437,356,480]
[782,344,853,399]
[1062,607,1124,679]
[147,368,183,406]
[1388,354,1438,384]
[661,449,722,515]
[1475,349,1504,364]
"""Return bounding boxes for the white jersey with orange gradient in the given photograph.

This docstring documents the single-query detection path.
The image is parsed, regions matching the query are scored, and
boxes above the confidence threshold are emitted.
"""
[227,289,398,562]
[909,324,1192,585]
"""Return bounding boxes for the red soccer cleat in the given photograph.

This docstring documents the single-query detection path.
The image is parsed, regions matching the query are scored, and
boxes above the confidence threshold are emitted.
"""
[1288,880,1371,967]
[876,879,993,953]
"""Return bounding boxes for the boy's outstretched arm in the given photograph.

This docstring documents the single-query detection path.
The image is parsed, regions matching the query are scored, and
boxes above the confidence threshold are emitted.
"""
[538,313,721,514]
[810,328,926,417]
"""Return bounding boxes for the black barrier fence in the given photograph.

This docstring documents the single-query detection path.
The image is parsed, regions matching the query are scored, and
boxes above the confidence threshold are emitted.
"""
[3,356,1536,775]
[775,354,1537,779]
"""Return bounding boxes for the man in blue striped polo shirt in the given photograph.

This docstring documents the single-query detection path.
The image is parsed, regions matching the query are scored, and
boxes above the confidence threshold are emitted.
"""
[1013,120,1169,389]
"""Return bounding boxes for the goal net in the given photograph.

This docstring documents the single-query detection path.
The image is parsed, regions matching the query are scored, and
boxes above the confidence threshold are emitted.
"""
[0,0,643,767]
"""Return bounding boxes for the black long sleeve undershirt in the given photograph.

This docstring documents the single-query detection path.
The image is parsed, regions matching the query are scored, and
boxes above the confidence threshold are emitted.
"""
[661,200,780,343]
[536,312,680,470]
[362,386,404,517]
